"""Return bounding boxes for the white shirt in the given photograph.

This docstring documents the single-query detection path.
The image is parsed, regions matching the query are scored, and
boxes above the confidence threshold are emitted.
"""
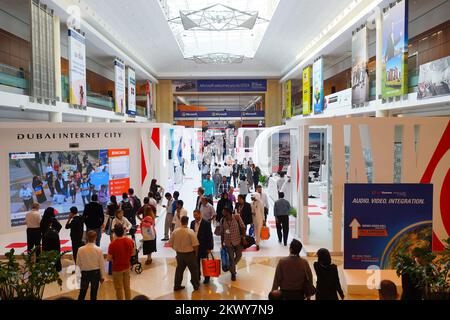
[277,177,286,191]
[111,217,132,232]
[20,188,33,200]
[25,209,41,228]
[258,191,269,209]
[149,198,157,208]
[173,208,188,229]
[224,165,233,177]
[194,220,201,236]
[76,243,105,278]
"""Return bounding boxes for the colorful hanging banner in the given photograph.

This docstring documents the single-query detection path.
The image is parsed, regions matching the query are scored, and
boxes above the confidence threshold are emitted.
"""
[114,58,126,114]
[302,66,312,115]
[285,80,292,118]
[127,67,136,116]
[381,0,409,99]
[351,26,369,106]
[68,28,86,107]
[313,57,324,114]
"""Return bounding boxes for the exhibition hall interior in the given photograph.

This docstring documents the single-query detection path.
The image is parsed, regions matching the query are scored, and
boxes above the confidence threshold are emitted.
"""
[0,0,449,302]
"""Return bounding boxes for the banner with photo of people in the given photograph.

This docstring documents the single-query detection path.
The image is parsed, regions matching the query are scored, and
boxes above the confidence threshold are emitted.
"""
[313,58,324,113]
[114,58,126,114]
[352,26,369,106]
[302,66,312,115]
[417,56,450,99]
[271,131,291,173]
[382,0,409,99]
[127,67,136,116]
[68,28,87,107]
[8,149,130,227]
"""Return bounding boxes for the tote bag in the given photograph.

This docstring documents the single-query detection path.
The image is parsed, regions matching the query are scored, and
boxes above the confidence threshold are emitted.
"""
[141,225,156,241]
[261,225,270,240]
[202,253,221,278]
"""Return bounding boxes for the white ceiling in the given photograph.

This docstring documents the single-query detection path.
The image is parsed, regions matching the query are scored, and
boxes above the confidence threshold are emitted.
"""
[79,0,356,78]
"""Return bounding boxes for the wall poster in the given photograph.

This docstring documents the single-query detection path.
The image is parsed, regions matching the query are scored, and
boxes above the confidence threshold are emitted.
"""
[127,67,136,116]
[285,80,292,118]
[344,183,432,270]
[114,58,126,114]
[417,56,450,99]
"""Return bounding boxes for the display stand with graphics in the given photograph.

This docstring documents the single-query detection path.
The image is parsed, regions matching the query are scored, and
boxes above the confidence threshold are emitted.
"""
[342,183,433,295]
[0,122,176,235]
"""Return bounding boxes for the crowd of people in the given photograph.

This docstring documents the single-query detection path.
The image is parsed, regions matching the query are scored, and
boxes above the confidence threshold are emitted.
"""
[22,156,408,301]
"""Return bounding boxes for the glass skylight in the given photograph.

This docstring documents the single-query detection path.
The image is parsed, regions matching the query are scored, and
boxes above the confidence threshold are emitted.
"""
[159,0,280,60]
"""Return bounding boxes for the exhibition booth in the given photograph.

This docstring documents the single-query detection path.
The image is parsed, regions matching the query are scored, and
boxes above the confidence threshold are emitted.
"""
[284,116,450,294]
[0,122,177,235]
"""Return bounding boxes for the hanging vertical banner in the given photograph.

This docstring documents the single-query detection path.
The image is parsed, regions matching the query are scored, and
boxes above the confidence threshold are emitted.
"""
[68,28,86,107]
[114,58,126,114]
[302,66,312,115]
[351,26,369,106]
[285,80,292,118]
[313,57,324,114]
[127,67,136,116]
[146,80,153,119]
[382,0,409,99]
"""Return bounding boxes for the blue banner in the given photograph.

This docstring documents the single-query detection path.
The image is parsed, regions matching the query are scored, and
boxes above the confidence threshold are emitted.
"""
[344,183,433,270]
[174,110,265,119]
[173,79,267,92]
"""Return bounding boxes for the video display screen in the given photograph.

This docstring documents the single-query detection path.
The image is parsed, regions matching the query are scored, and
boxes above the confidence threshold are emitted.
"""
[9,149,130,227]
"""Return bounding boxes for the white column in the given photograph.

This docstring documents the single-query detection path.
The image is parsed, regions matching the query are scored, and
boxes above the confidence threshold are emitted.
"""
[53,15,62,101]
[375,6,382,100]
[49,112,62,123]
[297,125,309,244]
[376,110,389,117]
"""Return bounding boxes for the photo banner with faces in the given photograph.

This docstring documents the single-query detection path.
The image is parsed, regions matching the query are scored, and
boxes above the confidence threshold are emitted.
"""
[313,58,324,114]
[381,0,409,99]
[68,28,87,107]
[351,26,369,106]
[114,58,126,114]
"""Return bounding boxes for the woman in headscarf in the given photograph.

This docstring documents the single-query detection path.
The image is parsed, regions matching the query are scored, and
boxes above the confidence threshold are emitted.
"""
[313,248,344,300]
[32,175,47,204]
[216,192,233,223]
[40,207,62,272]
[149,179,162,203]
[250,193,264,251]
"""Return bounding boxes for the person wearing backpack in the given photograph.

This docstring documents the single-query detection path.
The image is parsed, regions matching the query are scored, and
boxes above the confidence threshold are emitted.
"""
[128,188,142,214]
[120,193,136,240]
[220,207,246,281]
[40,207,62,271]
[140,206,157,265]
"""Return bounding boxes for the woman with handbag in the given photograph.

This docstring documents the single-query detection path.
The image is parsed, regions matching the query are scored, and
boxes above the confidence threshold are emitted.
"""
[40,207,62,272]
[140,206,157,265]
[272,239,315,300]
[250,193,264,251]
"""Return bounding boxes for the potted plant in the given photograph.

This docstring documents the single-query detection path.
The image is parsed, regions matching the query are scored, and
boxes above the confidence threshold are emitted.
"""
[259,175,269,187]
[393,238,450,300]
[288,207,297,218]
[0,249,63,300]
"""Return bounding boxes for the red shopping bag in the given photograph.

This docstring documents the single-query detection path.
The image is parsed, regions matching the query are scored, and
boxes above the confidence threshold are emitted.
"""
[202,253,221,278]
[261,225,270,240]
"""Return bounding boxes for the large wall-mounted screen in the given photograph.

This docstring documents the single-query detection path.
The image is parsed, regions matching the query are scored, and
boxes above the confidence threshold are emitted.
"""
[9,149,130,227]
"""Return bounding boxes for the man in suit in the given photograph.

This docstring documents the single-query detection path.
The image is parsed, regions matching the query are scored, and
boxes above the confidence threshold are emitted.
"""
[83,194,105,247]
[190,209,214,284]
[55,173,68,201]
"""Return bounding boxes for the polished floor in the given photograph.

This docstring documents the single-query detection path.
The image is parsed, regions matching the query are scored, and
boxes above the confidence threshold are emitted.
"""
[45,255,377,300]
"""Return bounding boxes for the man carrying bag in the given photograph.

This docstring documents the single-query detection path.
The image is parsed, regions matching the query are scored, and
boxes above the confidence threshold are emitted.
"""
[190,209,214,284]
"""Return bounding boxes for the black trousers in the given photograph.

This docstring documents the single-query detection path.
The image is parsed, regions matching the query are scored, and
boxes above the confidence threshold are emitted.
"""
[276,215,289,245]
[232,175,238,188]
[281,289,305,300]
[72,241,83,263]
[26,228,41,256]
[78,270,101,301]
